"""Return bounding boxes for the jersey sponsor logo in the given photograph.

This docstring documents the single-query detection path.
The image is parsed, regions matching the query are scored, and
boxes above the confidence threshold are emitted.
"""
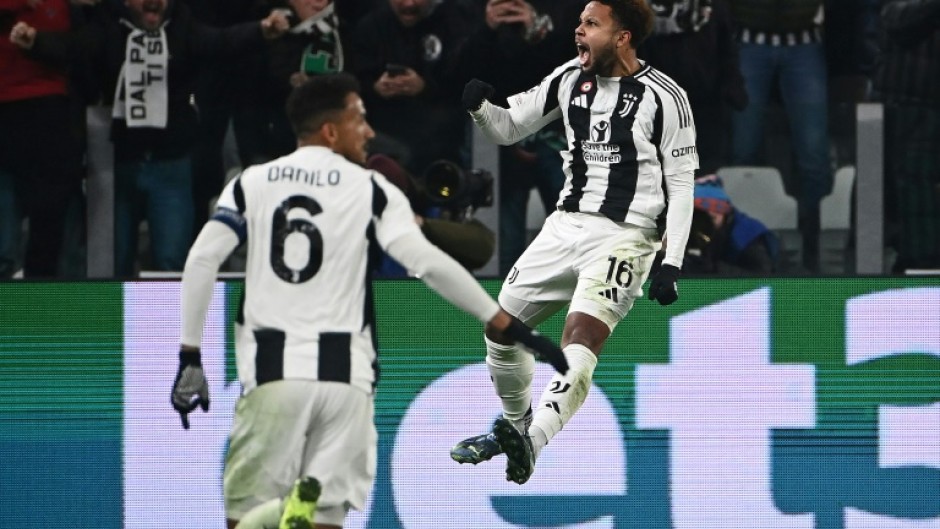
[672,145,697,157]
[580,80,593,92]
[580,121,621,163]
[618,93,639,117]
[571,94,589,108]
[583,151,622,163]
[591,120,611,143]
[580,141,619,153]
[580,140,622,163]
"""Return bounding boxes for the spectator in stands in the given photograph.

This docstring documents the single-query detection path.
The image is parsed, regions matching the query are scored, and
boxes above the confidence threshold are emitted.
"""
[873,0,940,272]
[9,0,289,277]
[187,0,259,237]
[726,0,832,272]
[458,0,583,275]
[1,0,82,278]
[642,0,747,179]
[350,0,479,175]
[823,0,880,168]
[682,175,780,275]
[238,0,346,166]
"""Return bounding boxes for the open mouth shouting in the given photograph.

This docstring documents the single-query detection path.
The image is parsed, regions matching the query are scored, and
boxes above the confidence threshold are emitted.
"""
[576,41,591,68]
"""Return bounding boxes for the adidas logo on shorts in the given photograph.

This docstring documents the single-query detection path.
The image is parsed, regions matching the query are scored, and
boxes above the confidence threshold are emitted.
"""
[598,288,618,302]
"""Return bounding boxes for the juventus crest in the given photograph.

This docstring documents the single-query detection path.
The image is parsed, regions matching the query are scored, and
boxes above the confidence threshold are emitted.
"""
[618,93,639,117]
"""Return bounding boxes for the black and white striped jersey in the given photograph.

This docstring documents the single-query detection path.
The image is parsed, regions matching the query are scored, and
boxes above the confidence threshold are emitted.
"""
[482,57,697,230]
[212,145,421,394]
[181,145,502,395]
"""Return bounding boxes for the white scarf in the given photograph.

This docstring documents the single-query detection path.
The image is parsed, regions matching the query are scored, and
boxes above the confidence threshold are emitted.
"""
[290,3,344,73]
[289,2,336,35]
[113,21,169,128]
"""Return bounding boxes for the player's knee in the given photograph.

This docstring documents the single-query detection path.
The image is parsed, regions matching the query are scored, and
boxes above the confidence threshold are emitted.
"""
[484,325,514,345]
[561,312,610,353]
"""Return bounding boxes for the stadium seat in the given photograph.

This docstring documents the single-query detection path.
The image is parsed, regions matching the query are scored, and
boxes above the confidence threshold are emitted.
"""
[716,166,798,230]
[821,165,855,230]
[820,166,856,273]
[717,166,801,271]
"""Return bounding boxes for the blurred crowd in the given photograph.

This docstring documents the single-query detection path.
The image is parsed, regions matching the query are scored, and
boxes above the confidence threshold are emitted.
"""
[1,0,938,279]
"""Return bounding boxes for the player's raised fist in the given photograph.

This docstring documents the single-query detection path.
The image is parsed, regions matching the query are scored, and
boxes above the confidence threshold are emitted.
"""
[462,78,495,112]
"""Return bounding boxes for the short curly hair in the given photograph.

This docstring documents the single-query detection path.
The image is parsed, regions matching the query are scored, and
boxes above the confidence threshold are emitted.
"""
[593,0,655,48]
[285,73,361,138]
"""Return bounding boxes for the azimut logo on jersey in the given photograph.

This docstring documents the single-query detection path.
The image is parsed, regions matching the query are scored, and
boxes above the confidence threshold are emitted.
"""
[671,145,696,157]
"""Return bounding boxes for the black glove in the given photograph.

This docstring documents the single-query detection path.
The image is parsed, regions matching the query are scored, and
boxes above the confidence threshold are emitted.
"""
[462,78,494,112]
[505,319,569,375]
[171,349,210,429]
[648,264,681,306]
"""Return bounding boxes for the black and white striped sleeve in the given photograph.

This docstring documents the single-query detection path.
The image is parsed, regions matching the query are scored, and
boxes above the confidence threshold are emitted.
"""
[370,172,424,249]
[646,69,699,177]
[469,59,576,145]
[211,172,248,244]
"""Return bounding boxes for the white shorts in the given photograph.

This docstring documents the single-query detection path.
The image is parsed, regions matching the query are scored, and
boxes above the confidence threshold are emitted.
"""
[223,379,376,525]
[499,211,660,331]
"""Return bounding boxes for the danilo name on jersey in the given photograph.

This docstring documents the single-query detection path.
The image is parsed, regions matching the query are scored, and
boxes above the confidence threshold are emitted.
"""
[266,166,342,186]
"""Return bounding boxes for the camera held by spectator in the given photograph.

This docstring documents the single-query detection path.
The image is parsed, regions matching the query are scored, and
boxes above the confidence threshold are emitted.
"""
[420,159,494,222]
[367,155,495,272]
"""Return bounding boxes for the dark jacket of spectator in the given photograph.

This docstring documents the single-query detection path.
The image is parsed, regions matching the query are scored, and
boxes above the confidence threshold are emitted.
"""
[351,0,479,173]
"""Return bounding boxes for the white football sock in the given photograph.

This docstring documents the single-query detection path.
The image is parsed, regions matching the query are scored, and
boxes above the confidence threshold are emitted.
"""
[530,344,598,457]
[485,335,534,433]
